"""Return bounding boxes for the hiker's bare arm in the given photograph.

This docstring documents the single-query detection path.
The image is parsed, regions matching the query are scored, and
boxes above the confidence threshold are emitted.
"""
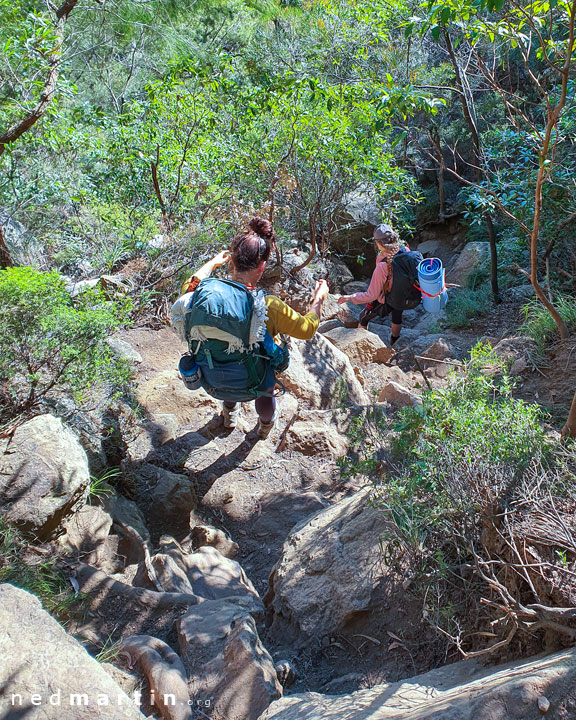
[310,280,329,317]
[181,251,230,294]
[196,250,230,279]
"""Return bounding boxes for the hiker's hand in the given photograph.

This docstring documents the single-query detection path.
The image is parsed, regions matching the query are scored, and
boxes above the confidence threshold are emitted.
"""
[337,295,351,304]
[212,250,231,268]
[314,279,329,301]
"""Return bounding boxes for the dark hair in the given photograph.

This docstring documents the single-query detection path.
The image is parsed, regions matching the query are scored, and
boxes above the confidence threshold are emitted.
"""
[230,217,275,272]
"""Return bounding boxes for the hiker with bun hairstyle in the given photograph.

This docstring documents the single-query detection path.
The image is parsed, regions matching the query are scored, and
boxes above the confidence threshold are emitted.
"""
[180,217,329,439]
[337,224,406,346]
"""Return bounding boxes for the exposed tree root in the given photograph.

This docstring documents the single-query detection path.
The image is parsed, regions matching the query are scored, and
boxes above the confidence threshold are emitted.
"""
[73,563,199,609]
[119,634,192,720]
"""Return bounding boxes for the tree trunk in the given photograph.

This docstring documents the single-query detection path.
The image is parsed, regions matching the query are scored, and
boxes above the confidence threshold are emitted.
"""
[485,213,500,302]
[562,388,576,438]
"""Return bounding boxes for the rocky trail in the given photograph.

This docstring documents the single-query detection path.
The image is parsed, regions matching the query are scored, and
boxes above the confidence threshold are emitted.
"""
[2,238,576,720]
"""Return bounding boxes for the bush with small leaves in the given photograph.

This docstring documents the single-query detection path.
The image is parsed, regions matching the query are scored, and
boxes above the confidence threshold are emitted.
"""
[0,267,131,421]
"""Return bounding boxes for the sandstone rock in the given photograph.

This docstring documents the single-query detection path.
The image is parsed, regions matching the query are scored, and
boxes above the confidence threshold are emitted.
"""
[134,463,195,516]
[287,419,348,459]
[100,484,151,543]
[266,488,393,644]
[318,318,344,334]
[0,585,145,719]
[447,241,490,286]
[342,185,381,226]
[372,364,413,388]
[66,277,100,298]
[492,336,536,376]
[328,259,355,287]
[423,338,454,361]
[320,293,340,321]
[0,414,90,539]
[145,553,195,594]
[435,362,453,379]
[281,334,368,408]
[258,646,576,720]
[417,239,445,256]
[378,381,419,408]
[178,599,282,720]
[323,326,394,365]
[191,524,239,558]
[58,504,113,564]
[106,337,143,363]
[123,413,181,464]
[135,369,220,426]
[342,281,369,295]
[337,302,362,328]
[354,366,366,386]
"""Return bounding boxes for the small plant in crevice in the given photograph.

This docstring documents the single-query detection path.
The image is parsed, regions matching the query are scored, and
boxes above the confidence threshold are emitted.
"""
[89,467,121,502]
[0,518,86,621]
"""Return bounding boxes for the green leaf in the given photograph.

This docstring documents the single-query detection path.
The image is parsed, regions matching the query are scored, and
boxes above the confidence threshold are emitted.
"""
[431,25,442,42]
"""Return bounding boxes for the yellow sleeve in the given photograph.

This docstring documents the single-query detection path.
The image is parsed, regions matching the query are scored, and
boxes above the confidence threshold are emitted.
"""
[265,295,319,339]
[181,275,201,296]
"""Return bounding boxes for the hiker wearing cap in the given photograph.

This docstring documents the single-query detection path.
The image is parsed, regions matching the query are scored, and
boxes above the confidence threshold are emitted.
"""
[337,224,405,346]
[179,217,329,439]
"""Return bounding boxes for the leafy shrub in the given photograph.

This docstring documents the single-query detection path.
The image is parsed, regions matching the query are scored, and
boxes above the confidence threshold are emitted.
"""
[0,267,131,420]
[521,296,576,351]
[376,344,576,658]
[393,343,546,472]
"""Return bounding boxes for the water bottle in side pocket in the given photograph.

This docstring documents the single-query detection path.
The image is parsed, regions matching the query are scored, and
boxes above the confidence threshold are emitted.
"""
[178,354,203,391]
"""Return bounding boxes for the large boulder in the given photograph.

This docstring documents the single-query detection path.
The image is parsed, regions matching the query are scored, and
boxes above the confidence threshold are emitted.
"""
[178,599,282,720]
[0,584,145,719]
[447,241,490,286]
[131,463,196,517]
[266,488,393,645]
[0,414,90,539]
[281,334,368,408]
[0,208,46,267]
[323,326,394,365]
[259,647,576,720]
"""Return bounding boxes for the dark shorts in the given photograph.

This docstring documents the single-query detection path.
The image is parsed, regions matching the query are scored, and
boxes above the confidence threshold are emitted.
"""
[359,301,403,328]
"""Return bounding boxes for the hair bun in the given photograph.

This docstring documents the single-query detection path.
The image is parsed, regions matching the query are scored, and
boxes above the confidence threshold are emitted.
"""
[248,217,274,240]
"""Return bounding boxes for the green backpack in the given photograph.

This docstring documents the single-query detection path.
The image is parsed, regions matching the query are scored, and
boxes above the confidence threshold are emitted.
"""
[171,278,288,402]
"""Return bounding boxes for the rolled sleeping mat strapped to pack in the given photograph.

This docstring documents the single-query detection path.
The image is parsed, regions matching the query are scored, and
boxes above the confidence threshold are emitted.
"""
[417,257,448,313]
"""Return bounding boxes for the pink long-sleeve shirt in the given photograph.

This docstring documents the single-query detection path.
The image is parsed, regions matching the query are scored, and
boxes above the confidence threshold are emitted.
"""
[347,254,391,305]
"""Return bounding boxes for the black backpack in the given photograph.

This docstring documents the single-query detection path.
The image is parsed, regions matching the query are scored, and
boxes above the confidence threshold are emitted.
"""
[385,249,423,311]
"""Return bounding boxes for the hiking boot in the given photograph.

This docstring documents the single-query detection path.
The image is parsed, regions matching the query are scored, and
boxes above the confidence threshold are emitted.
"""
[221,403,241,429]
[257,414,277,440]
